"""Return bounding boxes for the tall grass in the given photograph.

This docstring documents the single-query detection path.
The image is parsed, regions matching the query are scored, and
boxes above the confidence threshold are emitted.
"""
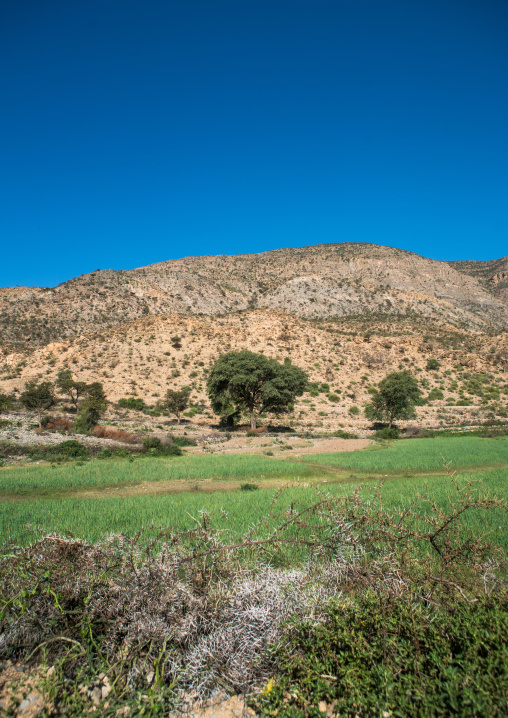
[306,436,508,471]
[0,454,314,495]
[2,469,507,551]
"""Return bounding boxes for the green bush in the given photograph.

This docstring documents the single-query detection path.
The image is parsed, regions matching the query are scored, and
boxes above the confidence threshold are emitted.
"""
[374,427,400,440]
[56,440,90,458]
[334,429,357,439]
[427,388,444,401]
[348,405,360,416]
[27,440,91,462]
[117,397,146,411]
[170,434,197,447]
[426,358,440,371]
[250,594,508,717]
[240,483,258,491]
[142,436,182,456]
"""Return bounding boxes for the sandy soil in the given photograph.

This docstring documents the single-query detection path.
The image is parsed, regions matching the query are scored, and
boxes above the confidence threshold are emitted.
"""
[189,434,370,457]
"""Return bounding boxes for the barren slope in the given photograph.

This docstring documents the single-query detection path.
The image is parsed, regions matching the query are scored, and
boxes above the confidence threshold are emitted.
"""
[1,244,507,347]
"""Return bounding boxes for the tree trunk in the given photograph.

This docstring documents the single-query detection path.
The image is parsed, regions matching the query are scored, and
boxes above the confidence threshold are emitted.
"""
[250,410,257,430]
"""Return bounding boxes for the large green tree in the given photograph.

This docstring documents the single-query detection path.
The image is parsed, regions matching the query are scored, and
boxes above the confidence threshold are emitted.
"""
[207,351,307,429]
[364,370,422,428]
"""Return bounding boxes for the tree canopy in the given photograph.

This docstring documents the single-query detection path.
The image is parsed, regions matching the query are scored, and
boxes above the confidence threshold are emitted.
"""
[74,382,107,433]
[20,381,56,426]
[56,369,102,410]
[161,388,190,424]
[364,370,422,428]
[207,351,307,429]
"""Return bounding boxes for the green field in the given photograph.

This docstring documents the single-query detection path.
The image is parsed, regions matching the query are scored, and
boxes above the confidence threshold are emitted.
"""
[0,452,315,496]
[305,436,508,470]
[0,469,506,549]
[1,436,507,550]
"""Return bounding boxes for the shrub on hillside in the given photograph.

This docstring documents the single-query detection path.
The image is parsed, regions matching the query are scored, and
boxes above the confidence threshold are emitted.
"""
[426,358,441,371]
[117,397,147,411]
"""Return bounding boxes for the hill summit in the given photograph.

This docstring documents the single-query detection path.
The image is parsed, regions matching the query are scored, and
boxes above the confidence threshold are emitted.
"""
[1,243,507,346]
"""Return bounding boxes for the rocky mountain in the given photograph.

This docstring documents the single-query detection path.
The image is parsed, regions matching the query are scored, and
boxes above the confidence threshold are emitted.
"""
[1,243,507,347]
[450,256,508,304]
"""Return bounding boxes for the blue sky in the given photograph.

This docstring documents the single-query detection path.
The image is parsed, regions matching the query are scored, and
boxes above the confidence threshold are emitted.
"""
[1,0,507,287]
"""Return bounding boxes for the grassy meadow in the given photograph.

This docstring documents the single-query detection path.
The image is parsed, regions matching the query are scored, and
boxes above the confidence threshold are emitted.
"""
[1,436,507,550]
[0,452,315,496]
[305,435,508,471]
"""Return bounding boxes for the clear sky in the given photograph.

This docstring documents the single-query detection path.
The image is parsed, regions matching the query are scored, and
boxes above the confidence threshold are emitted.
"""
[1,0,507,287]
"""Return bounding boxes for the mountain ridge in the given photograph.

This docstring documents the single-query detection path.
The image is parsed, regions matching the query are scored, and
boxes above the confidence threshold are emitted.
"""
[1,243,507,347]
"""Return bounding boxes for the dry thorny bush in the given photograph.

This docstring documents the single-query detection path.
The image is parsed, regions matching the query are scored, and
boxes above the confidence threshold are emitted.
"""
[0,470,507,705]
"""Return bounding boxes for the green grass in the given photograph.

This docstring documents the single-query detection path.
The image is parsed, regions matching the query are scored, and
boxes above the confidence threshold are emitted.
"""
[0,453,315,496]
[1,469,506,551]
[305,436,508,471]
[1,436,507,552]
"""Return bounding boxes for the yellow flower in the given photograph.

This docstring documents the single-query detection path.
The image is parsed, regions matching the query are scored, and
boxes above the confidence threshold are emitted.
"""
[261,678,274,696]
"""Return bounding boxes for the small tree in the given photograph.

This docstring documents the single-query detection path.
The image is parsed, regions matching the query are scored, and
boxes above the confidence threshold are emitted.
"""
[207,351,307,429]
[161,388,190,424]
[74,383,107,434]
[364,370,422,428]
[20,380,56,426]
[56,369,87,410]
[0,392,12,413]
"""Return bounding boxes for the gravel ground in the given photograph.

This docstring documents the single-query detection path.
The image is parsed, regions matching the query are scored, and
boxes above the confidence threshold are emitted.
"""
[0,413,129,450]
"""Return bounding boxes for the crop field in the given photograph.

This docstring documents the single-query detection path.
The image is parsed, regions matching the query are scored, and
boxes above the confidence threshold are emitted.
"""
[0,469,506,552]
[305,436,508,471]
[0,453,315,496]
[1,436,507,551]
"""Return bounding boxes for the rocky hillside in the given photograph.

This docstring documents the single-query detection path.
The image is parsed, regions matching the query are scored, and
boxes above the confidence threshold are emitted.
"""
[450,256,508,304]
[1,310,507,434]
[1,244,507,347]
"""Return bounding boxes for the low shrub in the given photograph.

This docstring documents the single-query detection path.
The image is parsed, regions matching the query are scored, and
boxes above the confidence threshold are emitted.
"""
[240,483,258,491]
[92,426,140,444]
[117,397,147,411]
[251,594,508,717]
[142,436,182,456]
[170,434,197,447]
[428,388,444,401]
[426,358,441,371]
[374,427,400,440]
[41,416,74,432]
[334,429,357,439]
[25,440,92,462]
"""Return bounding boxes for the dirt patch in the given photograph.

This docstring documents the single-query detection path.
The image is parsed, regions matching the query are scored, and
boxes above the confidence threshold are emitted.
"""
[173,691,255,717]
[0,662,46,717]
[189,435,370,457]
